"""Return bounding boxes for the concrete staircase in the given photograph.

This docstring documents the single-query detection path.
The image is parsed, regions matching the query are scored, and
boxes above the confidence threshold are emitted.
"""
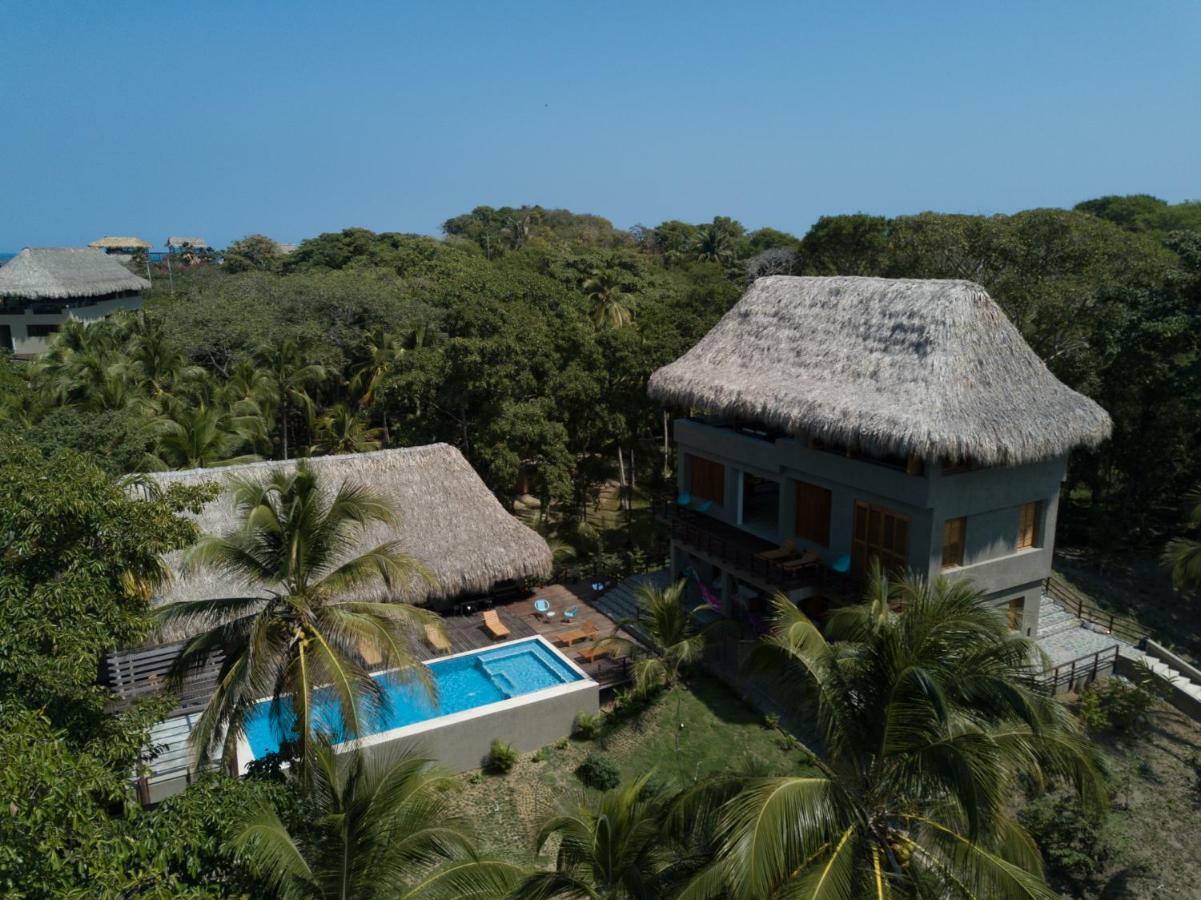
[1037,601,1086,639]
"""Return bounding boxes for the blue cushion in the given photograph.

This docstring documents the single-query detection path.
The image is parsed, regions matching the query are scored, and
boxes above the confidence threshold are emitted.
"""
[831,554,851,574]
[696,500,713,513]
[677,492,692,506]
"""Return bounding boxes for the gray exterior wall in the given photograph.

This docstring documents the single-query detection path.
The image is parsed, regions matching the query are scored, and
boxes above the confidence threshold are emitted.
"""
[0,293,143,356]
[674,418,1066,635]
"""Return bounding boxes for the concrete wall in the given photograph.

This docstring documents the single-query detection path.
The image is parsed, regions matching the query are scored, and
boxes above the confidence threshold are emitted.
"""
[674,418,1066,635]
[0,293,143,356]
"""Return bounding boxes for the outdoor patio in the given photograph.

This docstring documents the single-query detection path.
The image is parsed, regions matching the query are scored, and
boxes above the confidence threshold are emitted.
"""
[425,583,636,688]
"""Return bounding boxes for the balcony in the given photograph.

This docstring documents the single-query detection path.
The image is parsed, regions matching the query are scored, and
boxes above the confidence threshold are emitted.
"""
[654,500,834,594]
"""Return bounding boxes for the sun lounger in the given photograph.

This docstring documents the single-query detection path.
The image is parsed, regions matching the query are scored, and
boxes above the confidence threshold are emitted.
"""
[755,538,797,562]
[424,623,452,654]
[482,609,510,640]
[555,621,599,647]
[778,550,821,571]
[578,640,617,664]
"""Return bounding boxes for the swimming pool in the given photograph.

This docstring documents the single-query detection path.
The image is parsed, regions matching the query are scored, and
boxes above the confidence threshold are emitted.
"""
[242,636,588,760]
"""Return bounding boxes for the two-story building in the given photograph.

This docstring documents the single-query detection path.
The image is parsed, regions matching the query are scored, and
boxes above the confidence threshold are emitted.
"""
[647,276,1112,636]
[0,248,149,357]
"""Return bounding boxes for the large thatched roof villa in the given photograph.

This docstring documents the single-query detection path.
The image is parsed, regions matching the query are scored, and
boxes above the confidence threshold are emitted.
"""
[649,276,1111,637]
[150,443,553,613]
[0,247,149,357]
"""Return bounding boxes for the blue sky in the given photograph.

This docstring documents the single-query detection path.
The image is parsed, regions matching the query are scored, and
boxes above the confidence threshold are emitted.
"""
[3,1,1198,250]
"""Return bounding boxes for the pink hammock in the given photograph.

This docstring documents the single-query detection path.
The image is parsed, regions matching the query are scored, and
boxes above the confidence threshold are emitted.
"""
[697,578,722,612]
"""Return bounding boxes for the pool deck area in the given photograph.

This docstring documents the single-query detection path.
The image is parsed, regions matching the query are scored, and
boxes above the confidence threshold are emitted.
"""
[426,583,635,688]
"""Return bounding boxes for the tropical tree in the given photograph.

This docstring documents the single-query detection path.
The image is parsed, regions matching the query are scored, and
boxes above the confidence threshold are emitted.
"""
[159,462,439,772]
[608,579,706,697]
[513,773,674,899]
[314,403,383,455]
[690,574,1105,899]
[153,400,264,469]
[258,338,327,459]
[1163,482,1201,591]
[235,740,523,900]
[582,268,634,330]
[690,220,739,266]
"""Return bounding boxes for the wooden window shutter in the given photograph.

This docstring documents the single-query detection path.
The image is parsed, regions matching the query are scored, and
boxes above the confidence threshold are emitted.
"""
[795,481,832,547]
[942,517,965,568]
[1017,502,1039,550]
[688,455,725,505]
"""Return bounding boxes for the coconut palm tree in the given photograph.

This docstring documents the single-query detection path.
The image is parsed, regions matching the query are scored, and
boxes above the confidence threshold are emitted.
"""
[1163,482,1201,592]
[258,338,327,459]
[314,403,383,455]
[153,400,264,469]
[512,773,674,899]
[159,462,439,771]
[688,574,1105,899]
[236,740,524,899]
[582,268,634,330]
[690,223,736,266]
[606,579,706,698]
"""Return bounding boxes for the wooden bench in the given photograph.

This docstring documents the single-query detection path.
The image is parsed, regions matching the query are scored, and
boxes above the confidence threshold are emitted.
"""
[555,621,599,647]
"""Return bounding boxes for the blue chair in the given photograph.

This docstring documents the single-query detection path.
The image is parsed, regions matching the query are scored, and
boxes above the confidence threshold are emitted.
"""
[677,491,692,507]
[563,606,579,621]
[533,598,552,619]
[831,554,851,574]
[695,499,713,513]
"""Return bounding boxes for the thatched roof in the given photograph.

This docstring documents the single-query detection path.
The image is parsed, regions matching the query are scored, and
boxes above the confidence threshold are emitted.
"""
[148,444,553,611]
[647,276,1111,466]
[166,236,208,249]
[89,236,150,250]
[0,248,150,300]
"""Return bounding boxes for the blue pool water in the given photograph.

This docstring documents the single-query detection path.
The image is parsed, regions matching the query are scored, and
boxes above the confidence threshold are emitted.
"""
[243,638,583,759]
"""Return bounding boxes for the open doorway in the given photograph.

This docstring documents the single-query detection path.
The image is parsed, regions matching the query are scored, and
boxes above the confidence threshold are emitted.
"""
[739,472,780,537]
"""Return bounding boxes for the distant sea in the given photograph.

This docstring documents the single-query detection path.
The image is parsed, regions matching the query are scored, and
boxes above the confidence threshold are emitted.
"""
[0,252,14,264]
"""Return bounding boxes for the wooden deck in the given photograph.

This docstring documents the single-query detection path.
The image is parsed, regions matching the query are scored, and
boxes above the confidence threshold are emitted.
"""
[427,583,635,687]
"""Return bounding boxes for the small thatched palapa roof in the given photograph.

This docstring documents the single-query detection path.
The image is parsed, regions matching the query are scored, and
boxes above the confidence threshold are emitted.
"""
[0,248,150,300]
[148,444,553,611]
[166,236,208,249]
[89,236,151,250]
[648,276,1111,466]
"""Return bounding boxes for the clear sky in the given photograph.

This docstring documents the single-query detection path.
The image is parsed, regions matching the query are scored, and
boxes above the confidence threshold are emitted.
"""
[3,1,1198,250]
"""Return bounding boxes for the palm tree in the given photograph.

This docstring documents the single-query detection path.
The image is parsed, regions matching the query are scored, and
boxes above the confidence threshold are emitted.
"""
[690,223,735,266]
[1163,482,1201,591]
[126,313,201,397]
[314,403,383,455]
[513,773,673,899]
[608,579,706,698]
[153,400,263,469]
[582,269,634,330]
[258,338,327,459]
[236,740,524,899]
[690,574,1105,899]
[159,462,439,771]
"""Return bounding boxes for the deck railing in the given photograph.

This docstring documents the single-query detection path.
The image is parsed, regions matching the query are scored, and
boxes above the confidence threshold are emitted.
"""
[653,500,825,590]
[1043,574,1147,646]
[1036,644,1121,695]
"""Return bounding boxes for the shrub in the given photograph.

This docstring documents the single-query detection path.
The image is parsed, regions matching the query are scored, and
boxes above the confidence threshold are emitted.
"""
[1079,677,1155,735]
[573,711,601,740]
[576,753,621,791]
[1018,794,1112,894]
[485,739,518,774]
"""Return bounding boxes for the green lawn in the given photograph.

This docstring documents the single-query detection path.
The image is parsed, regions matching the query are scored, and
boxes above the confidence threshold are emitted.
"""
[444,671,801,861]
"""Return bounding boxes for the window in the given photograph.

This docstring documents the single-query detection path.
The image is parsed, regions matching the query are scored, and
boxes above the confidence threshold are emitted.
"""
[1007,597,1025,630]
[795,481,832,547]
[852,502,910,578]
[687,455,724,505]
[942,517,966,569]
[26,324,59,338]
[1017,502,1040,550]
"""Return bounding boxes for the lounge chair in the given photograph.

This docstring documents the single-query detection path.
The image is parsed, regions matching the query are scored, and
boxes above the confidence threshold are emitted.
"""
[755,538,797,562]
[578,640,617,664]
[778,550,821,571]
[556,621,599,647]
[482,609,510,640]
[358,638,383,668]
[533,598,552,619]
[424,623,452,655]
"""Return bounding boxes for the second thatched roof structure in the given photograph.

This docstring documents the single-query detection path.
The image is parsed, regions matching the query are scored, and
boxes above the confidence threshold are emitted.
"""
[0,247,150,300]
[648,276,1111,466]
[148,444,553,611]
[89,236,151,250]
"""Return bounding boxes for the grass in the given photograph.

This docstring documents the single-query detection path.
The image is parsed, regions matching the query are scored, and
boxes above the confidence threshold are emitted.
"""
[444,670,800,861]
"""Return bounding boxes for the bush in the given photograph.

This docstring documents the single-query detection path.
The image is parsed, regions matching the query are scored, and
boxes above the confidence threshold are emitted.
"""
[576,753,621,791]
[484,739,518,774]
[573,711,601,740]
[1079,677,1155,735]
[1018,794,1112,894]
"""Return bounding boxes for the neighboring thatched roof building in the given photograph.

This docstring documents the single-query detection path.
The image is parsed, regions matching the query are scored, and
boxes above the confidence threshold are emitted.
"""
[647,276,1111,466]
[89,236,151,250]
[0,247,150,300]
[148,444,553,614]
[166,236,209,250]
